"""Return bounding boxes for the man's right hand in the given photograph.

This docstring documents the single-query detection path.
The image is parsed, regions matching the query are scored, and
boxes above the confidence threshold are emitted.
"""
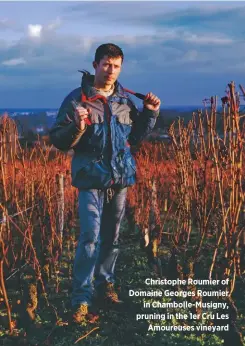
[71,100,91,131]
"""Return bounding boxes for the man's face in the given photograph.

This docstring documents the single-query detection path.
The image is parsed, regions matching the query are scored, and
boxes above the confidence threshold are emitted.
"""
[93,55,122,87]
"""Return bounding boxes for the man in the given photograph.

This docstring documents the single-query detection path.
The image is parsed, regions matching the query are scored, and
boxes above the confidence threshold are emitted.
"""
[49,43,161,324]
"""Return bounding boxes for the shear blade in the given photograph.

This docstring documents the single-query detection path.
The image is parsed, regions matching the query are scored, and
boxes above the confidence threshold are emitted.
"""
[78,69,90,75]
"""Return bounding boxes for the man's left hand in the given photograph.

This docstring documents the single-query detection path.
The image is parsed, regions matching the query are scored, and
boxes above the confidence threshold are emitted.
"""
[143,92,161,112]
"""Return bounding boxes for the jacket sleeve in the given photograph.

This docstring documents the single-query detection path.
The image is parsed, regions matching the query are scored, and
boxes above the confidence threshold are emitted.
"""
[49,92,87,151]
[128,100,159,146]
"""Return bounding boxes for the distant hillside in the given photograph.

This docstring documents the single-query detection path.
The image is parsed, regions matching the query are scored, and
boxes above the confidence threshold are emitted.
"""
[10,112,55,138]
[6,107,198,136]
[156,109,195,128]
[4,105,222,145]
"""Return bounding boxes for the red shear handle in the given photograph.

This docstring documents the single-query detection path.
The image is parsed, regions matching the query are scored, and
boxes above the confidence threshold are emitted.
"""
[71,99,92,127]
[123,87,146,100]
[84,117,92,125]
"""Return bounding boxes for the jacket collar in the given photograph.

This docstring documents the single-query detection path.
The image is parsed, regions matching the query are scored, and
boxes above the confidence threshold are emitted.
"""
[80,71,128,99]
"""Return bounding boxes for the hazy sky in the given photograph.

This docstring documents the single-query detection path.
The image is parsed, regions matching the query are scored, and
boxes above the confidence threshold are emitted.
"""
[0,1,245,108]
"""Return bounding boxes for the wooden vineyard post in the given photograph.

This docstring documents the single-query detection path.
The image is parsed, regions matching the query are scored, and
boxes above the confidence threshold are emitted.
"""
[57,173,64,245]
[148,179,162,276]
[0,210,7,233]
[0,241,13,334]
[31,181,35,205]
[242,206,245,246]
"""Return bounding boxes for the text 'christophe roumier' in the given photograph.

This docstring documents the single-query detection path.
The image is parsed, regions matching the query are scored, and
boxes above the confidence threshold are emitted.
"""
[128,278,230,333]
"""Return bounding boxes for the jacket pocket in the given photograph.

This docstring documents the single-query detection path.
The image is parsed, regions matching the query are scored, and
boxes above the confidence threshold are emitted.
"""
[114,117,132,147]
[125,153,136,176]
[87,112,105,151]
[72,154,95,176]
[115,150,136,179]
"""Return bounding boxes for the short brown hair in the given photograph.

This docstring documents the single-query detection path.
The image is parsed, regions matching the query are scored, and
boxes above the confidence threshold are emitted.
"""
[94,43,124,64]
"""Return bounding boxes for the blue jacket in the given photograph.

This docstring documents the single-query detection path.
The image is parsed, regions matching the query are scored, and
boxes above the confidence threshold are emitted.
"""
[49,72,159,189]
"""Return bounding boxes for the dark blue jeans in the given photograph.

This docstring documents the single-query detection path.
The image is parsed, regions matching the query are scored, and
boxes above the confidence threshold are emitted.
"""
[72,186,127,307]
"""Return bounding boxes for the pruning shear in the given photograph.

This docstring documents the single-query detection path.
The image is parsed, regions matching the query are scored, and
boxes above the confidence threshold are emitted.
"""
[78,69,146,100]
[71,99,92,126]
[75,70,149,126]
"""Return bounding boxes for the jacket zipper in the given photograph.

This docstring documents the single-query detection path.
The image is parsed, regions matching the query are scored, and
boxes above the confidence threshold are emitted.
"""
[81,91,115,185]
